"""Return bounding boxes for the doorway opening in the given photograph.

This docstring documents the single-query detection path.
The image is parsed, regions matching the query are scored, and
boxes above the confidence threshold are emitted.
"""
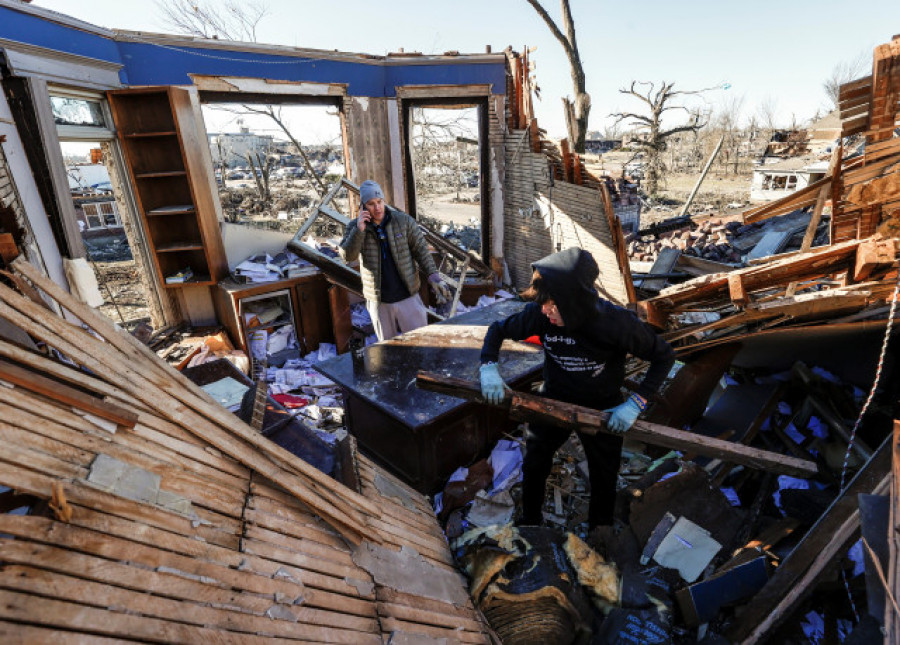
[404,100,489,256]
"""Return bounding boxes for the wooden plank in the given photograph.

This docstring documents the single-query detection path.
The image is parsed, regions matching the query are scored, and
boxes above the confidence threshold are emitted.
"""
[854,237,897,281]
[416,372,817,477]
[0,566,379,639]
[379,616,491,644]
[743,177,829,223]
[12,257,381,533]
[0,590,322,645]
[727,273,748,307]
[0,359,138,429]
[0,621,129,645]
[61,509,378,608]
[0,278,372,545]
[727,434,891,643]
[0,515,301,600]
[395,84,492,100]
[0,539,274,615]
[648,239,863,313]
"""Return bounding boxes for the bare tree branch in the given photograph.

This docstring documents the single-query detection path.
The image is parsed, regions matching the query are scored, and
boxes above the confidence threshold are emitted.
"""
[523,0,590,153]
[524,0,575,59]
[822,51,869,110]
[155,0,269,42]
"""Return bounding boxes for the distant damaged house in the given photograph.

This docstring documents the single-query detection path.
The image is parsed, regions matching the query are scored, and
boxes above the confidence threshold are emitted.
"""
[750,155,830,202]
[750,112,844,203]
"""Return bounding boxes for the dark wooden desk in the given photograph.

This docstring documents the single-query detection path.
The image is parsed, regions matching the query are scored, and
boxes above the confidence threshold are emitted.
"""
[315,299,544,494]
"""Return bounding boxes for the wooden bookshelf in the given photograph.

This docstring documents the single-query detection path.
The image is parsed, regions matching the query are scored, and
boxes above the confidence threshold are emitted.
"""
[107,87,227,288]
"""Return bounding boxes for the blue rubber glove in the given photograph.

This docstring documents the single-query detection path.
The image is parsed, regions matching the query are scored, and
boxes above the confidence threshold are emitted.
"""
[479,362,508,405]
[605,397,642,434]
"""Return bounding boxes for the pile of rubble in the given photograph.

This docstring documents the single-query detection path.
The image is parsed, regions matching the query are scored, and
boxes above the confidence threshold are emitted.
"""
[428,342,891,643]
[628,217,744,264]
[628,208,832,268]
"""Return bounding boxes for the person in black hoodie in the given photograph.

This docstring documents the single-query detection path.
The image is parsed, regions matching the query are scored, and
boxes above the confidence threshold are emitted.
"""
[479,247,674,528]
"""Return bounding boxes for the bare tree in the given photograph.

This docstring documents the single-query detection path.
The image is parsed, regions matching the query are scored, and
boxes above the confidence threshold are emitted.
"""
[245,151,273,202]
[409,107,480,216]
[711,93,746,175]
[524,0,590,153]
[611,81,711,195]
[756,95,781,132]
[822,51,870,111]
[155,0,269,42]
[237,105,329,197]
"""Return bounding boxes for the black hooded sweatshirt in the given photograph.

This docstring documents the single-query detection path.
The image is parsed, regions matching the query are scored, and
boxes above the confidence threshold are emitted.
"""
[480,248,675,407]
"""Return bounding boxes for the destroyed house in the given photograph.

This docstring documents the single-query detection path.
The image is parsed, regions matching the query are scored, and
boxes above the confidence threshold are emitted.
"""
[2,1,900,642]
[0,1,635,642]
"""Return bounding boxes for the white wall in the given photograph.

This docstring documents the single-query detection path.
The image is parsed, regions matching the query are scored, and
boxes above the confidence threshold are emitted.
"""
[0,92,70,309]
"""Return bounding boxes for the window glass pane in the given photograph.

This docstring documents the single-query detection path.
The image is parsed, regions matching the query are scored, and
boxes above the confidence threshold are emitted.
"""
[51,96,107,128]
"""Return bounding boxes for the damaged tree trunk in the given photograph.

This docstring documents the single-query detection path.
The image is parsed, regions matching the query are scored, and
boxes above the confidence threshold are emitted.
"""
[416,372,817,477]
[524,0,590,152]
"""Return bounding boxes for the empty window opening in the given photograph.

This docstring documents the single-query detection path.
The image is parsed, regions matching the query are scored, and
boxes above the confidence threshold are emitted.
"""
[407,106,484,254]
[200,101,349,245]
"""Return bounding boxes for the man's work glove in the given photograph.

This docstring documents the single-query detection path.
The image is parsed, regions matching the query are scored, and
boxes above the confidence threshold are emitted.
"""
[428,272,452,305]
[480,362,509,405]
[604,394,645,434]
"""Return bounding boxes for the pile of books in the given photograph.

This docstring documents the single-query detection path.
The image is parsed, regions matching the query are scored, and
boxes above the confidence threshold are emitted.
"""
[165,267,193,284]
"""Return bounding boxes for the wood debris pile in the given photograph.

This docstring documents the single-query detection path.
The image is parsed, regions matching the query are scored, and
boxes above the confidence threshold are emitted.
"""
[0,257,495,642]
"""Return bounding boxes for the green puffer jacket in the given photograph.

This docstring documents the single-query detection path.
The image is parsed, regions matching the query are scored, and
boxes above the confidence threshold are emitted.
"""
[339,206,438,303]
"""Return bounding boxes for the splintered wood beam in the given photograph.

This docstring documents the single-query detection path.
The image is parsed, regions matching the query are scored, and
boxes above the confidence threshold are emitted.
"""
[727,273,748,307]
[636,300,668,330]
[0,234,17,264]
[854,237,897,282]
[415,372,817,478]
[0,358,138,429]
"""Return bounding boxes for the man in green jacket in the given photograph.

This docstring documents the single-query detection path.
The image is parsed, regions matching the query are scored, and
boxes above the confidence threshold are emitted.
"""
[340,180,450,340]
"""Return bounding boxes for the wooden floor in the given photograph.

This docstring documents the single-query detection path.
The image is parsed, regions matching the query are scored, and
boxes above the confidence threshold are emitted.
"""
[0,258,492,643]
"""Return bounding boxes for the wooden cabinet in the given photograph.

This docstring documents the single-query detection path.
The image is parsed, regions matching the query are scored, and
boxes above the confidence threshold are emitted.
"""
[213,270,336,361]
[107,87,227,287]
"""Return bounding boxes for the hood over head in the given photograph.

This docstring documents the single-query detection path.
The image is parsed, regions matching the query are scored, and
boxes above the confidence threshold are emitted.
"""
[532,247,600,329]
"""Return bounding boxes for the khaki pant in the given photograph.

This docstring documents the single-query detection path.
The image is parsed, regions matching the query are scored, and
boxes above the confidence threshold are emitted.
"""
[367,293,428,341]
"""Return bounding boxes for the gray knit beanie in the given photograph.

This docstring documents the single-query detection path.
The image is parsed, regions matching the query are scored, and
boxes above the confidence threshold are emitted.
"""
[359,180,384,205]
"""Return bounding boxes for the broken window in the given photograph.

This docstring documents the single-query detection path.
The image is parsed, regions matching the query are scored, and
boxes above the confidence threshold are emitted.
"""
[404,101,488,255]
[50,95,107,129]
[199,100,348,242]
[771,175,788,190]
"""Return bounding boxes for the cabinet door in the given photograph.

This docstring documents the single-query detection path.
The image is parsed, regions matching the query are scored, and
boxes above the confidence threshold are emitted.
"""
[295,275,334,352]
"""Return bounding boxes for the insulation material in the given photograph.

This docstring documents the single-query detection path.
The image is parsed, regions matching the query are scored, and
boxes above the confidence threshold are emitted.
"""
[563,532,620,607]
[458,525,594,644]
[63,257,104,308]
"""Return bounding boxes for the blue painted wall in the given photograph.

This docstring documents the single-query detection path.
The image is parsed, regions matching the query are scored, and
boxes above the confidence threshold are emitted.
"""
[0,5,506,95]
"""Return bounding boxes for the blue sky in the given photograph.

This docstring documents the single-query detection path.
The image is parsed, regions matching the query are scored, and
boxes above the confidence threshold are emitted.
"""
[32,0,900,137]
